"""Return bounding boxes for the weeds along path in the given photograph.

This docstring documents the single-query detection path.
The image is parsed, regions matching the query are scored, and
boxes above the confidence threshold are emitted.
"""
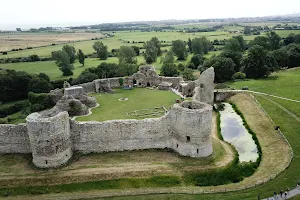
[4,93,292,200]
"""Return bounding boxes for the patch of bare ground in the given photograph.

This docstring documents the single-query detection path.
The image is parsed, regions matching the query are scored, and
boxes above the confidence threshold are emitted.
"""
[0,32,104,51]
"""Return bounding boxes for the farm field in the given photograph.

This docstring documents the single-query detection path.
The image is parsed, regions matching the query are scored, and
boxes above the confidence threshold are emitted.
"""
[0,30,248,59]
[0,31,105,52]
[0,51,221,80]
[76,88,180,122]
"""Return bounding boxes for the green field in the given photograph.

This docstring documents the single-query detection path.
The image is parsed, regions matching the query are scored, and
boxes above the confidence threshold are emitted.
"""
[229,68,300,116]
[76,88,179,122]
[0,51,221,80]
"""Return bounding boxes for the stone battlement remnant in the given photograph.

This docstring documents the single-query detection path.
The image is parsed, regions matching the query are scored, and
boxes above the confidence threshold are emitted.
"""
[0,67,215,168]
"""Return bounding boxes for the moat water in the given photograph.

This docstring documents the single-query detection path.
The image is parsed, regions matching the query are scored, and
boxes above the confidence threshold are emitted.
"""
[219,103,258,162]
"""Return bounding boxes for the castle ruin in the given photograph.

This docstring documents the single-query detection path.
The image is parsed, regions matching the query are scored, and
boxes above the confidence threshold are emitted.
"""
[0,67,215,168]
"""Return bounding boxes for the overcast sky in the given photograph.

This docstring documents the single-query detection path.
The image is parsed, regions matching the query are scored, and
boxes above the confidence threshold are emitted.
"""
[1,0,299,30]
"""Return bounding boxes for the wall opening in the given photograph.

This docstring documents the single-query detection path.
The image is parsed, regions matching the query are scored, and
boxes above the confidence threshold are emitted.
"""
[186,136,191,143]
[133,79,137,84]
[45,160,48,165]
[197,149,199,154]
[176,144,178,148]
[147,82,151,87]
[139,82,141,86]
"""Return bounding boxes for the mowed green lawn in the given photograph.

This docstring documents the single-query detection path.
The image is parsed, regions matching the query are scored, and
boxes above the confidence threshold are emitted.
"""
[76,88,179,122]
[229,68,300,116]
[0,51,221,80]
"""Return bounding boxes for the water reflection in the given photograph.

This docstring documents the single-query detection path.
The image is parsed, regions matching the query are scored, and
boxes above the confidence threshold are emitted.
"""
[219,103,258,162]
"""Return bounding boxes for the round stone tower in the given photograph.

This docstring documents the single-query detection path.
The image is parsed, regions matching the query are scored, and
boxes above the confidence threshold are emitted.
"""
[26,111,72,168]
[169,100,213,157]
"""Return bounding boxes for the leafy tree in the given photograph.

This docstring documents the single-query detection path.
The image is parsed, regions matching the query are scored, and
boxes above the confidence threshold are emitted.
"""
[119,63,138,76]
[233,36,246,51]
[28,76,52,93]
[177,63,186,71]
[72,72,98,85]
[191,37,211,55]
[284,34,296,45]
[97,62,120,78]
[160,63,179,77]
[144,40,158,63]
[191,38,204,55]
[181,68,195,81]
[29,54,40,62]
[220,50,242,72]
[131,46,140,56]
[161,50,175,65]
[244,26,251,35]
[172,40,188,60]
[232,72,246,80]
[271,48,289,68]
[150,37,162,56]
[266,31,281,50]
[190,54,204,68]
[187,38,192,52]
[77,49,85,66]
[51,50,74,76]
[249,36,270,49]
[284,43,300,68]
[243,45,278,78]
[38,73,50,82]
[62,45,76,64]
[200,37,211,54]
[203,57,235,82]
[93,41,108,60]
[118,46,137,64]
[0,69,32,102]
[224,38,242,52]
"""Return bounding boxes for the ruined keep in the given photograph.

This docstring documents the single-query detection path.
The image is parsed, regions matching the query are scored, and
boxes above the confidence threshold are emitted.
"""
[0,67,215,168]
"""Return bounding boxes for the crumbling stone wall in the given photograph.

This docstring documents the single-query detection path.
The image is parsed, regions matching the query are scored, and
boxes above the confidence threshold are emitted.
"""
[193,67,215,105]
[70,100,212,158]
[169,101,213,157]
[0,124,31,153]
[26,112,72,168]
[77,82,96,93]
[70,116,170,153]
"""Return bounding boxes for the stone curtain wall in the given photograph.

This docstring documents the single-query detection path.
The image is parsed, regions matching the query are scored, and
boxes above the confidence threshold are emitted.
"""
[0,124,31,153]
[70,101,212,158]
[70,116,171,153]
[77,76,183,94]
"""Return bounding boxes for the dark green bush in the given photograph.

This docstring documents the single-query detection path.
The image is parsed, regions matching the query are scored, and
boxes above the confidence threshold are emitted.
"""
[28,92,53,112]
[232,72,246,80]
[0,101,30,118]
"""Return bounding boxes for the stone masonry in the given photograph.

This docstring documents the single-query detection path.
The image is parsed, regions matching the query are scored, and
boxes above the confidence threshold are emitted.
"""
[0,67,215,168]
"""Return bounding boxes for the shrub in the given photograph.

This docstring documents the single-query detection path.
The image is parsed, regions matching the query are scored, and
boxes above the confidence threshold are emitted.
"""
[232,72,246,80]
[72,72,98,85]
[215,83,230,89]
[28,77,52,93]
[119,78,124,86]
[0,118,8,124]
[28,92,53,112]
[0,101,30,118]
